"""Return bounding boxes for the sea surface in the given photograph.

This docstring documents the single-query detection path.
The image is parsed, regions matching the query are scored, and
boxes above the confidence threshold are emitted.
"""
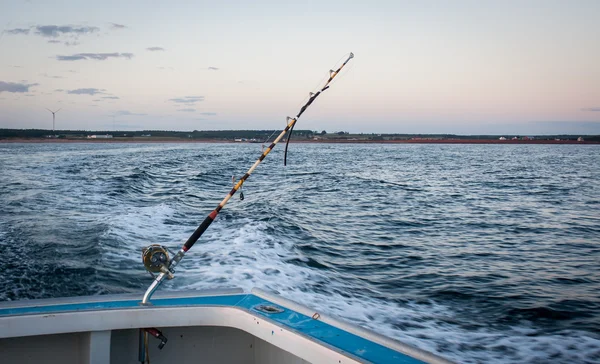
[1,142,599,363]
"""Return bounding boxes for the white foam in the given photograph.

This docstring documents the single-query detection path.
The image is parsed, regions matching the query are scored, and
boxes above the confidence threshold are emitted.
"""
[101,203,188,263]
[173,218,324,293]
[99,203,600,363]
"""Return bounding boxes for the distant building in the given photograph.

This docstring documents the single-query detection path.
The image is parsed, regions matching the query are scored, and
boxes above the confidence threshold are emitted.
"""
[87,134,113,139]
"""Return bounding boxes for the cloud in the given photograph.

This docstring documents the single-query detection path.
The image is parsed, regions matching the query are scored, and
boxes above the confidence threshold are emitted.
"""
[6,25,99,46]
[6,28,30,35]
[168,96,204,104]
[67,88,106,95]
[9,65,23,68]
[199,112,217,116]
[35,25,99,38]
[40,73,64,79]
[55,89,64,92]
[208,67,219,71]
[581,107,600,112]
[102,96,120,99]
[0,81,39,93]
[178,108,196,112]
[56,52,134,61]
[146,47,165,51]
[116,110,146,116]
[110,23,127,29]
[57,55,87,61]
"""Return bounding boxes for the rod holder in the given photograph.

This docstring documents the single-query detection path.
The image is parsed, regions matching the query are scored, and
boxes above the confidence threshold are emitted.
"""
[141,272,167,305]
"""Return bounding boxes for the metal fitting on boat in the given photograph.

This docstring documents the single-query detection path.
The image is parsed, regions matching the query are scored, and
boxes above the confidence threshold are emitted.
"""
[254,304,284,314]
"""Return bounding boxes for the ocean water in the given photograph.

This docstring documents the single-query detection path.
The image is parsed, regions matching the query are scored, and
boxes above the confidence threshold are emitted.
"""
[0,142,599,363]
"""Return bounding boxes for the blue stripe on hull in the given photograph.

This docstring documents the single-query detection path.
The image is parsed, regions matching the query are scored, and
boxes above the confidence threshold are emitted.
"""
[239,294,425,364]
[0,294,247,317]
[0,294,425,364]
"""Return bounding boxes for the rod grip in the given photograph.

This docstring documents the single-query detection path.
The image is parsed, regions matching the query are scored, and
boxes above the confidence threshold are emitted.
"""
[183,213,215,251]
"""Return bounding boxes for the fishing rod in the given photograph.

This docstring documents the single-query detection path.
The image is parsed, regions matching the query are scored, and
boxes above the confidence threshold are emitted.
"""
[140,52,354,304]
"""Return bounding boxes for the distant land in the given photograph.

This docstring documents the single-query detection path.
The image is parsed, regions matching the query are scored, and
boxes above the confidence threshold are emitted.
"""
[0,128,598,144]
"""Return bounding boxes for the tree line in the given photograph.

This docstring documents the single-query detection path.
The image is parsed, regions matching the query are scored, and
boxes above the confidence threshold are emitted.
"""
[0,129,315,140]
[0,129,597,142]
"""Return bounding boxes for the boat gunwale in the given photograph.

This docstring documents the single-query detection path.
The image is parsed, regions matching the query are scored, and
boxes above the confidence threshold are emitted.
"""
[252,288,453,364]
[0,288,453,364]
[0,288,244,310]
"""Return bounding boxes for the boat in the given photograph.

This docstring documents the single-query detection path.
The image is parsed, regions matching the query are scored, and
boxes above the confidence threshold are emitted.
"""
[0,287,452,363]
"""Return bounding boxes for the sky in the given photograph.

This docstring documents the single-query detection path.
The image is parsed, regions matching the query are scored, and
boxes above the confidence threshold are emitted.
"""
[0,0,599,134]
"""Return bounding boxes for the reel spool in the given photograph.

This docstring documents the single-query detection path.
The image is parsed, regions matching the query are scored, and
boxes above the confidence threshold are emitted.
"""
[142,245,173,278]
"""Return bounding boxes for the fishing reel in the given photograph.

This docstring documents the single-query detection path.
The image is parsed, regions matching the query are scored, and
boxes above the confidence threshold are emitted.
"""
[142,245,174,279]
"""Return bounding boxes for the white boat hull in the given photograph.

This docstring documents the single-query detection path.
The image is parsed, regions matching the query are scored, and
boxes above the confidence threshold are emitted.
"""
[0,288,452,364]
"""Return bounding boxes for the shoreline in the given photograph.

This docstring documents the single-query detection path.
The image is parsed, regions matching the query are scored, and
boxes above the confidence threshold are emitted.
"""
[0,138,598,145]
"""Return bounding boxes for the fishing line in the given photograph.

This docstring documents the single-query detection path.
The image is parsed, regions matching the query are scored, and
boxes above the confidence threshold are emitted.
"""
[327,57,355,86]
[284,53,355,165]
[296,73,329,109]
[261,129,279,151]
[295,53,351,109]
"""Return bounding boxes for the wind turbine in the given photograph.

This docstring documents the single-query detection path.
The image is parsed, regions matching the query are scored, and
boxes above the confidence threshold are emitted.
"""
[46,108,61,134]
